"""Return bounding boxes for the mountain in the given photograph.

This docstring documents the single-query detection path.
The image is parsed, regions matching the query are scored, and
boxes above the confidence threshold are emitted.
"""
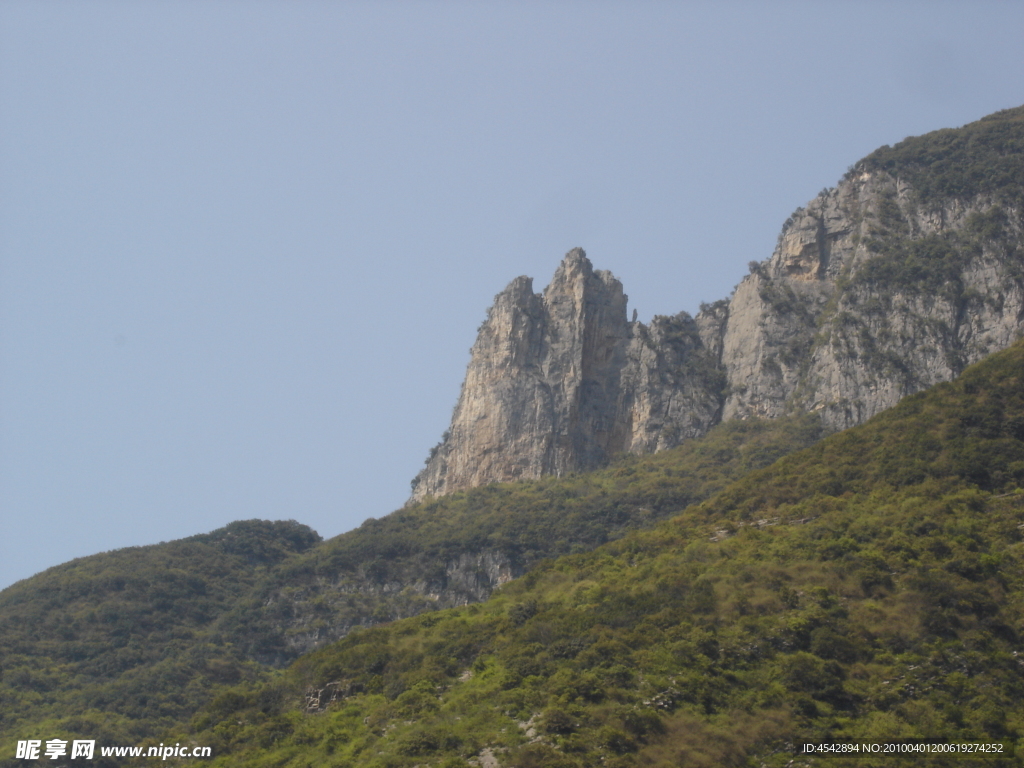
[411,106,1024,502]
[408,250,726,503]
[179,335,1024,768]
[3,104,1024,765]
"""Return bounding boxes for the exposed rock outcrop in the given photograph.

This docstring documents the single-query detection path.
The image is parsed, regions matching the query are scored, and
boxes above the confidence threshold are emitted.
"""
[722,169,1024,430]
[409,249,724,501]
[410,107,1024,501]
[269,548,518,660]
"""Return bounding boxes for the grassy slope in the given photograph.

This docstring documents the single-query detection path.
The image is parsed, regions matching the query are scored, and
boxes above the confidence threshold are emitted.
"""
[179,339,1024,768]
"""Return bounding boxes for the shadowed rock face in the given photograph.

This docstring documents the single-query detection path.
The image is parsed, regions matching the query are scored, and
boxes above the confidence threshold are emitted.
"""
[410,111,1024,502]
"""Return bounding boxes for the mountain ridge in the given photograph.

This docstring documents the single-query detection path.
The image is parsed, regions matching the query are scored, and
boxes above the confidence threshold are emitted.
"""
[411,105,1024,501]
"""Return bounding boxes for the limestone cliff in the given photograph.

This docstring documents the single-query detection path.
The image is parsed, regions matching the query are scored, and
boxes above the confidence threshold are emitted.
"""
[409,249,724,501]
[723,136,1024,428]
[411,106,1024,501]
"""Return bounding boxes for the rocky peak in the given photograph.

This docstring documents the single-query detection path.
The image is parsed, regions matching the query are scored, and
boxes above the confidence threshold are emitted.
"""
[409,248,724,501]
[410,249,619,501]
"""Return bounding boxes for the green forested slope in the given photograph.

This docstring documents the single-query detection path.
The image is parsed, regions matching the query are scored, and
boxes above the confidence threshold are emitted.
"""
[0,415,824,760]
[222,414,824,665]
[0,521,320,749]
[177,340,1024,768]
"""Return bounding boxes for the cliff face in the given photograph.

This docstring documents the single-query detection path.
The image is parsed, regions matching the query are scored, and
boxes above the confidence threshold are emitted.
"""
[409,250,724,501]
[410,252,627,497]
[411,106,1024,501]
[723,169,1024,430]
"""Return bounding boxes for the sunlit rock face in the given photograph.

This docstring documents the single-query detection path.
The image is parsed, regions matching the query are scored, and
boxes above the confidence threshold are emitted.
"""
[721,170,1024,431]
[408,248,723,502]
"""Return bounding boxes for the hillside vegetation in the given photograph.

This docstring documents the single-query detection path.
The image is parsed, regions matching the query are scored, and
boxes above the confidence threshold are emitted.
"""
[223,414,825,664]
[858,105,1024,208]
[176,339,1024,767]
[0,521,320,750]
[0,415,825,760]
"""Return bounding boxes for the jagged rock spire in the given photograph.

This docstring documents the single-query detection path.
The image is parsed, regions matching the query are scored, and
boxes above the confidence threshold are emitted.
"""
[408,249,724,502]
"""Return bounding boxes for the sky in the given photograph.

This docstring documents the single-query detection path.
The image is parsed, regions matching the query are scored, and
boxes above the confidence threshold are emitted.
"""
[2,1,1023,590]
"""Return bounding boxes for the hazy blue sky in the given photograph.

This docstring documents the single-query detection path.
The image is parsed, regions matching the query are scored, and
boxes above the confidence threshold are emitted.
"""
[2,1,1023,589]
